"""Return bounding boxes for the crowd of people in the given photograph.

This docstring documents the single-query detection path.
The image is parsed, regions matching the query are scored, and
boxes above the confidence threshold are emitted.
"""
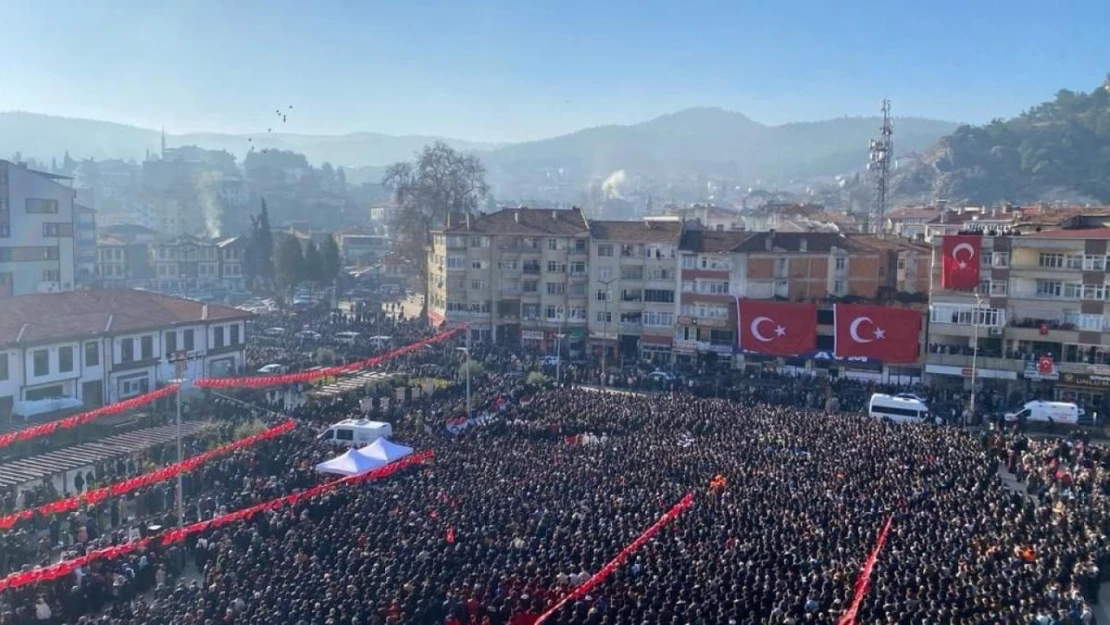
[1,297,1109,625]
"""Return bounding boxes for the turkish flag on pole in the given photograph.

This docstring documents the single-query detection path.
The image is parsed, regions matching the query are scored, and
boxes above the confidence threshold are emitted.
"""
[737,300,817,356]
[942,235,982,290]
[834,304,922,363]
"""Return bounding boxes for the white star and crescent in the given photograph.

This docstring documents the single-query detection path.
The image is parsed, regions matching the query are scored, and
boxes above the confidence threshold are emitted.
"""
[750,316,787,343]
[848,316,885,343]
[951,242,976,271]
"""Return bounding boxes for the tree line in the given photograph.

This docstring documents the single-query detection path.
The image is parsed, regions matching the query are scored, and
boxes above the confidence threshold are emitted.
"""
[243,198,342,292]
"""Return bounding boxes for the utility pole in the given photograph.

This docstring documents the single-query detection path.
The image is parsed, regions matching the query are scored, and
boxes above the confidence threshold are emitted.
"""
[599,278,615,386]
[555,333,566,385]
[167,349,197,528]
[969,292,982,424]
[465,326,471,421]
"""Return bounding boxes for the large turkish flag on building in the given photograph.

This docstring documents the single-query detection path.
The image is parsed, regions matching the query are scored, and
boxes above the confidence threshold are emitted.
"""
[941,235,982,290]
[834,304,922,363]
[737,300,817,356]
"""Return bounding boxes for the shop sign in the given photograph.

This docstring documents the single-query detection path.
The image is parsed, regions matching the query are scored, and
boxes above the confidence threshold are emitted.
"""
[924,364,1018,380]
[1023,358,1059,381]
[1059,372,1110,389]
[521,330,544,340]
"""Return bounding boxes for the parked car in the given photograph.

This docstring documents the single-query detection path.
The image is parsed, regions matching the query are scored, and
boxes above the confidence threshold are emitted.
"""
[295,330,322,341]
[257,363,288,374]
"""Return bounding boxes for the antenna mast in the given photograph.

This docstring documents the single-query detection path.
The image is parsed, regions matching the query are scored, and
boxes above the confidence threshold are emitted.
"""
[867,99,893,234]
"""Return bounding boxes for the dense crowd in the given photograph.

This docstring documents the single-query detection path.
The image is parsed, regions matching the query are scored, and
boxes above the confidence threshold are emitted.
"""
[1,379,1108,625]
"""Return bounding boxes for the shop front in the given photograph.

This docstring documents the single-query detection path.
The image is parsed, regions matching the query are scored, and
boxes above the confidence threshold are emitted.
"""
[521,330,545,352]
[639,334,673,365]
[1055,369,1110,419]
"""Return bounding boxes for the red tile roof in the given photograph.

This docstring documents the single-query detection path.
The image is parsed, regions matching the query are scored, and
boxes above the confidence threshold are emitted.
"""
[0,290,252,348]
[589,220,684,243]
[443,208,589,236]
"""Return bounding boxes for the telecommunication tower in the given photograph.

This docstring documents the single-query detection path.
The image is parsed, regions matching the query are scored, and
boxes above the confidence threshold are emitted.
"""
[867,99,893,234]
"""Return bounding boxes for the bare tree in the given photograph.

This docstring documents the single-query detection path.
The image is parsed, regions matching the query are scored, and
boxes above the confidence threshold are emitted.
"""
[382,142,489,320]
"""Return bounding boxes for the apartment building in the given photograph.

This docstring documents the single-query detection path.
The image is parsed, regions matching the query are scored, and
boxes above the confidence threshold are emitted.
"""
[152,236,220,293]
[0,289,251,420]
[428,208,591,352]
[926,228,1110,416]
[587,220,683,363]
[216,236,248,291]
[74,204,97,285]
[0,160,77,296]
[676,229,929,379]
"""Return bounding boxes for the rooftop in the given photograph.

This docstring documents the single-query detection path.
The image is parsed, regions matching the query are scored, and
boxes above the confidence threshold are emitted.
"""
[1022,227,1110,240]
[589,220,684,243]
[0,290,252,348]
[888,207,940,221]
[443,208,589,236]
[679,230,754,254]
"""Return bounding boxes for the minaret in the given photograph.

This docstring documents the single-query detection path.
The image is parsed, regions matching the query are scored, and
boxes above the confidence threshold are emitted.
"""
[160,126,166,159]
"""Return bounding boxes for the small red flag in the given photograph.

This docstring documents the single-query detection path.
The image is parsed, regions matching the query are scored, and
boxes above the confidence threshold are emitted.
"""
[446,527,456,543]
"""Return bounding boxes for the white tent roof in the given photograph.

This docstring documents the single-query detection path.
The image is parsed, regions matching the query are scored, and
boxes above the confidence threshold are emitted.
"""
[357,438,413,465]
[314,448,388,476]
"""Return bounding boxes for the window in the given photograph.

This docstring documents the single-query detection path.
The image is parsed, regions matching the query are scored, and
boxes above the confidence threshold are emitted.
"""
[835,256,847,271]
[0,353,8,381]
[470,236,488,248]
[644,289,675,303]
[231,324,241,345]
[336,428,354,441]
[546,282,565,295]
[596,290,609,301]
[621,289,643,302]
[599,268,613,280]
[547,261,566,273]
[574,239,588,252]
[681,255,698,269]
[470,259,485,270]
[119,375,150,399]
[523,261,541,274]
[502,280,521,294]
[121,338,135,362]
[698,281,729,295]
[25,198,59,214]
[1039,253,1065,268]
[59,346,73,373]
[165,332,178,354]
[141,336,154,360]
[214,326,226,348]
[930,304,1005,327]
[548,238,558,251]
[646,268,673,281]
[184,329,195,351]
[42,269,61,283]
[569,261,586,275]
[1036,280,1063,298]
[833,280,845,294]
[33,349,49,376]
[621,266,643,280]
[568,282,586,296]
[470,279,487,290]
[620,244,640,258]
[522,304,540,320]
[596,311,612,323]
[545,305,564,320]
[568,306,587,321]
[446,256,465,269]
[81,342,98,369]
[597,244,613,257]
[643,311,676,326]
[523,280,538,293]
[498,259,518,270]
[42,223,73,237]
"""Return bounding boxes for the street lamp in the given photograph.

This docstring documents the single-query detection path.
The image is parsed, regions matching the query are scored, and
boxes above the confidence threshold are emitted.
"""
[555,333,566,385]
[969,292,983,423]
[457,325,471,421]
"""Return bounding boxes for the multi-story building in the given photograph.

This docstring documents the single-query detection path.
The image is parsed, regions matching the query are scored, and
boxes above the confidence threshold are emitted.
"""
[587,219,683,364]
[216,236,248,291]
[926,227,1110,416]
[95,224,158,287]
[0,289,251,419]
[676,228,930,379]
[428,208,591,352]
[0,160,77,296]
[74,204,97,285]
[151,236,219,293]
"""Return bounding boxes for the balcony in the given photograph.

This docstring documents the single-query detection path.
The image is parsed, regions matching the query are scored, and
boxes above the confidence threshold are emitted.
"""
[619,322,643,335]
[925,351,1022,373]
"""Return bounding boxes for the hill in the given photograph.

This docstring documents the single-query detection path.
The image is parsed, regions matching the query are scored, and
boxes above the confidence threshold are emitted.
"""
[482,107,959,195]
[0,112,502,166]
[892,77,1110,204]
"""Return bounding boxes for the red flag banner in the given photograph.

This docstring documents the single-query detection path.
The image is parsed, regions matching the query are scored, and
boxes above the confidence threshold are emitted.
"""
[941,235,982,290]
[838,515,894,625]
[834,304,922,363]
[737,300,817,356]
[0,385,179,450]
[0,420,296,530]
[0,449,433,592]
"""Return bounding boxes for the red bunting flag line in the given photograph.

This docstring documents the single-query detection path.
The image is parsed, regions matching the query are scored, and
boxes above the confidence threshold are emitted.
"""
[0,385,179,451]
[535,492,695,625]
[0,449,433,592]
[837,514,894,625]
[0,420,296,531]
[194,327,463,389]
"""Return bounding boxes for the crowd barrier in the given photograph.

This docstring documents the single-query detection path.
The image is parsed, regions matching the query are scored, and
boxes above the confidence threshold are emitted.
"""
[0,420,296,530]
[0,450,433,592]
[0,328,462,449]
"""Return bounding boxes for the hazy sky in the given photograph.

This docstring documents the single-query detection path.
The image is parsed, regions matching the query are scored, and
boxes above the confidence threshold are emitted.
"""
[1,0,1106,143]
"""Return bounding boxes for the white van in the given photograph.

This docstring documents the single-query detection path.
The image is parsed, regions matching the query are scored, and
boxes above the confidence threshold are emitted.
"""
[868,393,929,424]
[1004,401,1082,425]
[319,419,393,446]
[335,331,361,345]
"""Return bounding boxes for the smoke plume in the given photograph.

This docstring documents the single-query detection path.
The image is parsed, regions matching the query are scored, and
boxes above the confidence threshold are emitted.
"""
[601,170,629,200]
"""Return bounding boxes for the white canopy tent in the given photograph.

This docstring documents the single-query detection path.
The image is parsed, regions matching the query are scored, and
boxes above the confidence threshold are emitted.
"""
[314,448,388,476]
[356,439,414,465]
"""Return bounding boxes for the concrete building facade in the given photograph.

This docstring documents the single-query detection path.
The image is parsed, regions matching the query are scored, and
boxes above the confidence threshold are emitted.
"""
[0,160,77,296]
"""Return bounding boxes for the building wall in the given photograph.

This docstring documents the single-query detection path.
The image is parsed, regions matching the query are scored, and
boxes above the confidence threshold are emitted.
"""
[0,162,77,296]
